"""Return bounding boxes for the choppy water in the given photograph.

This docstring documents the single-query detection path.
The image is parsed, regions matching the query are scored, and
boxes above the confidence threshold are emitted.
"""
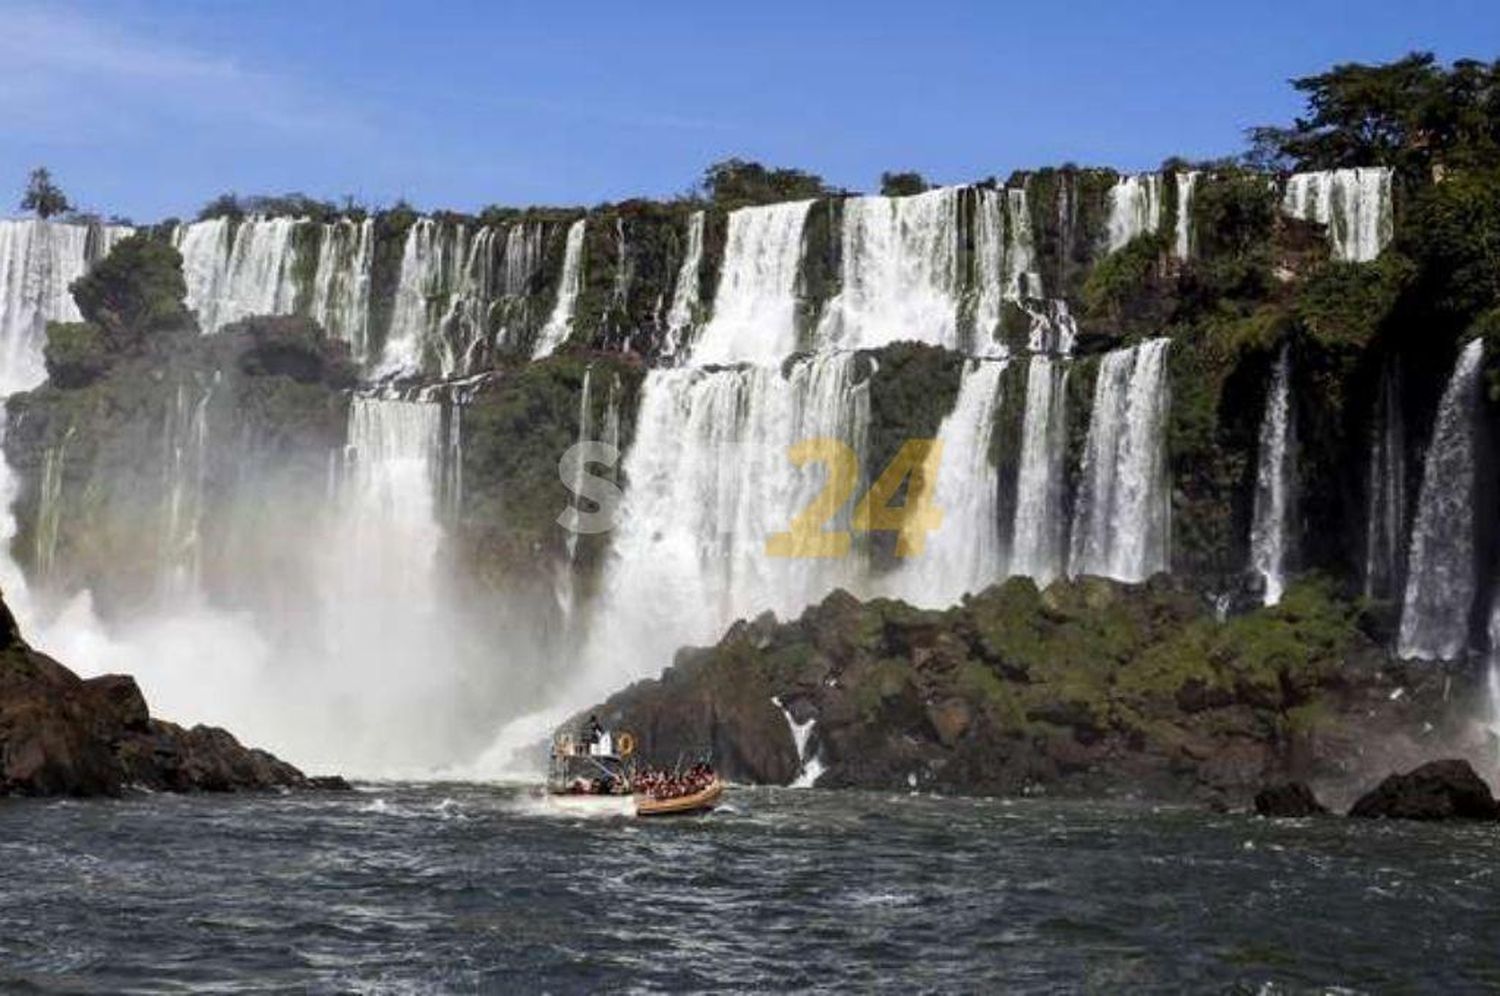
[2,784,1498,993]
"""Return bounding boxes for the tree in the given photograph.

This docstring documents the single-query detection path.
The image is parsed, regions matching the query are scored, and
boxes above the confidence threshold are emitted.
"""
[69,234,194,351]
[701,158,830,207]
[1246,53,1500,181]
[879,171,929,197]
[21,167,71,219]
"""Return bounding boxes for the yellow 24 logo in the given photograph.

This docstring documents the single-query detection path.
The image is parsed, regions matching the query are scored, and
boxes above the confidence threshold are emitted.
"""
[765,438,944,559]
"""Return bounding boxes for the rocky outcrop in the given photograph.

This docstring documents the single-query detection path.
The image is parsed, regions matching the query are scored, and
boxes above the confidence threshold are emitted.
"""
[1254,781,1329,817]
[582,576,1475,805]
[0,591,337,797]
[1347,759,1500,821]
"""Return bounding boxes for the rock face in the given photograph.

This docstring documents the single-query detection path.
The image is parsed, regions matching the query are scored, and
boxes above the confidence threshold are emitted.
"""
[1347,760,1500,821]
[582,576,1467,804]
[1254,781,1329,817]
[0,591,335,797]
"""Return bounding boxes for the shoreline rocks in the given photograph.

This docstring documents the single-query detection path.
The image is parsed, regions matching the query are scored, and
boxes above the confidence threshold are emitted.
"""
[1347,759,1500,821]
[1254,781,1330,818]
[0,591,344,798]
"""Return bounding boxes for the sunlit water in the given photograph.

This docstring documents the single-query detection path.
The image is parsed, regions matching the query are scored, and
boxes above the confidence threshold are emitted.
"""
[3,786,1499,992]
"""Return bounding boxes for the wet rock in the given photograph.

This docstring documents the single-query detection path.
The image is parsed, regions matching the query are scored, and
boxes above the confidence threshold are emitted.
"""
[1347,759,1500,821]
[1254,781,1329,818]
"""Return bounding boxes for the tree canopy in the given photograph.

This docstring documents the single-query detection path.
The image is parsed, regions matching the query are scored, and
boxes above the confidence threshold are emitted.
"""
[1246,53,1500,181]
[701,158,832,208]
[21,167,71,219]
[879,171,930,197]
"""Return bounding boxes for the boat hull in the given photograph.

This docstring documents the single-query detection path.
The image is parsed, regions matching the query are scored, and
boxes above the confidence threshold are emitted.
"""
[634,777,724,817]
[545,793,636,817]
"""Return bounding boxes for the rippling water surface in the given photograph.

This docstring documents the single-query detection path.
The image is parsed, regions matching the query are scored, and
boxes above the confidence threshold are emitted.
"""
[2,784,1498,993]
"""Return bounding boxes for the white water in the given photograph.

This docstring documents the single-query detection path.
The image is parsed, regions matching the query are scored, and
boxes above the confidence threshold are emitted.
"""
[886,359,1006,607]
[1398,339,1484,660]
[1364,363,1406,599]
[1009,354,1070,584]
[1249,346,1295,605]
[972,186,1042,345]
[773,697,824,788]
[0,220,131,393]
[1105,174,1163,253]
[1069,339,1172,581]
[158,380,215,603]
[1173,171,1199,259]
[532,219,586,359]
[663,211,705,357]
[691,200,812,364]
[1282,168,1394,263]
[816,188,964,352]
[308,218,374,360]
[174,216,302,334]
[579,353,870,700]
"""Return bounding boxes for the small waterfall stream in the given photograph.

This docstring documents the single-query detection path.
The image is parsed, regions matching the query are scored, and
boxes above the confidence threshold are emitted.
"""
[1249,346,1296,605]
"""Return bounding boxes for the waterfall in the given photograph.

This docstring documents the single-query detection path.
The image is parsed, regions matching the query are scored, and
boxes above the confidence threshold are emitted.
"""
[174,216,303,333]
[1069,339,1172,581]
[1249,346,1296,605]
[1398,339,1484,660]
[663,210,705,357]
[0,219,131,393]
[1364,363,1407,599]
[582,353,869,692]
[886,359,1006,607]
[691,200,813,364]
[1105,174,1163,252]
[532,219,586,359]
[32,426,75,589]
[972,187,1042,346]
[1010,354,1071,584]
[379,220,504,378]
[816,188,964,353]
[1173,171,1199,259]
[308,218,374,360]
[1282,168,1394,263]
[159,380,215,602]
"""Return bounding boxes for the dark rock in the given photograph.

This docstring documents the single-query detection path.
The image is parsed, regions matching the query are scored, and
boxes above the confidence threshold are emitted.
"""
[309,775,353,791]
[1254,781,1329,817]
[1348,759,1500,821]
[0,589,336,797]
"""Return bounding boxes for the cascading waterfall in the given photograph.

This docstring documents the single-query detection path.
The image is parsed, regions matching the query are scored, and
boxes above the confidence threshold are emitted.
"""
[1069,339,1172,581]
[1173,171,1199,259]
[379,220,504,378]
[308,217,374,360]
[886,359,1006,607]
[32,426,74,589]
[691,200,813,364]
[1009,354,1071,584]
[663,211,705,357]
[1364,363,1407,599]
[816,188,964,352]
[532,219,586,359]
[159,380,215,602]
[972,187,1042,346]
[174,216,302,333]
[1282,168,1394,263]
[1248,346,1296,605]
[1398,339,1484,660]
[1105,174,1163,252]
[581,353,869,696]
[0,219,131,393]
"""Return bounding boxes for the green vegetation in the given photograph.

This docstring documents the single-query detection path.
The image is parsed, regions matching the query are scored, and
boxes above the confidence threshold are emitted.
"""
[21,167,71,219]
[879,171,929,197]
[702,158,834,208]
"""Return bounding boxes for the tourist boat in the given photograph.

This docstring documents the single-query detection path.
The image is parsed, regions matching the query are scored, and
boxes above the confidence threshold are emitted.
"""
[634,775,724,817]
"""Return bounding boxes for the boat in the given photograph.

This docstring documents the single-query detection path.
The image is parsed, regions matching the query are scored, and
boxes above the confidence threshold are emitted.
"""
[635,775,724,817]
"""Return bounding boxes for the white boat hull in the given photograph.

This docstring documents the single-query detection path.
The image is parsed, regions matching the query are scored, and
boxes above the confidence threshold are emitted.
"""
[545,793,637,817]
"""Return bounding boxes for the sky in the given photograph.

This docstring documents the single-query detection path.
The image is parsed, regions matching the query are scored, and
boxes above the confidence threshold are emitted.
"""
[1,0,1496,222]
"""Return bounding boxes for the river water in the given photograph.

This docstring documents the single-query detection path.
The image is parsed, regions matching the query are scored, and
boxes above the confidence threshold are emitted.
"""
[2,783,1497,993]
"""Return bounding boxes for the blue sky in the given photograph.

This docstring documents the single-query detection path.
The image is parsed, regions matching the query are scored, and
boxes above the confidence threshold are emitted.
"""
[2,0,1496,222]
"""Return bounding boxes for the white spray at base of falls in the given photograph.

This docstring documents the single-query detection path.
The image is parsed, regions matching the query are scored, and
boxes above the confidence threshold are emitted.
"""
[690,201,813,364]
[532,219,586,359]
[663,210,705,357]
[1249,346,1296,605]
[885,359,1006,608]
[1282,168,1394,263]
[1105,174,1163,253]
[1069,339,1172,582]
[1398,339,1485,661]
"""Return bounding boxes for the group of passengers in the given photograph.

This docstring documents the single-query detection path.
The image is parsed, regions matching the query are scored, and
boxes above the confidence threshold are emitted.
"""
[632,762,715,801]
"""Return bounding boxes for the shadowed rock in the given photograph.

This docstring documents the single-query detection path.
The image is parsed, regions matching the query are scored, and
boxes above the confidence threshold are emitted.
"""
[1348,760,1500,821]
[1254,781,1328,817]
